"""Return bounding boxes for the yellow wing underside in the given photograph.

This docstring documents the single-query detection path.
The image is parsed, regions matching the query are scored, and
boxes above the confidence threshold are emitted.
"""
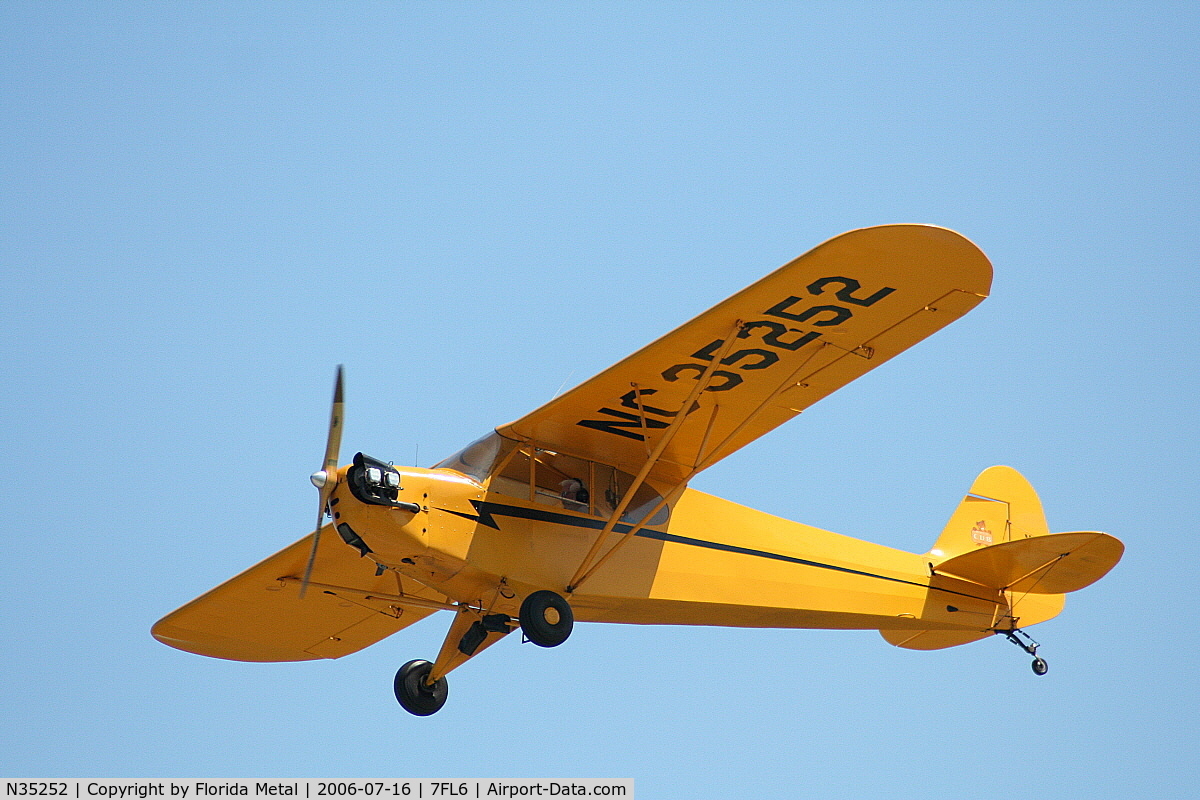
[499,225,993,485]
[152,525,451,662]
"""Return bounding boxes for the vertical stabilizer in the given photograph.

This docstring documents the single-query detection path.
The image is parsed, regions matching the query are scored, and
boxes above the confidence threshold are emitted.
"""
[928,465,1049,561]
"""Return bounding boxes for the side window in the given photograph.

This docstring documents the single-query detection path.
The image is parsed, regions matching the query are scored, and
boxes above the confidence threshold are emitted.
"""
[532,451,591,513]
[482,443,670,527]
[593,463,622,519]
[624,481,670,526]
[490,448,532,501]
[594,464,669,526]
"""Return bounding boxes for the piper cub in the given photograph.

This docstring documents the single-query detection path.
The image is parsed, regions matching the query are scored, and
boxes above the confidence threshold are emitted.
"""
[153,225,1123,715]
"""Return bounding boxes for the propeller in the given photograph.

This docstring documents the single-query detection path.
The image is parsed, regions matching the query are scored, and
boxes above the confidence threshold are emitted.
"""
[300,365,344,598]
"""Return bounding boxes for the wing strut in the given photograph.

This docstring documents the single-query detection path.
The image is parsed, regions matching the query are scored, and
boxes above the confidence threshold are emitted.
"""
[565,320,746,593]
[566,340,834,593]
[568,290,992,593]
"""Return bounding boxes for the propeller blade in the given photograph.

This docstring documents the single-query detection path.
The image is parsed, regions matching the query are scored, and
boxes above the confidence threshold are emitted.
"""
[300,365,344,599]
[322,364,344,481]
[299,508,326,600]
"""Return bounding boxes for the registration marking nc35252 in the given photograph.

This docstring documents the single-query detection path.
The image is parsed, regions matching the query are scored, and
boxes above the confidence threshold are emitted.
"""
[576,275,896,441]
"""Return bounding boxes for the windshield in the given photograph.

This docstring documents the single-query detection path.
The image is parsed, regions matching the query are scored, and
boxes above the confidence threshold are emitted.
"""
[434,432,509,482]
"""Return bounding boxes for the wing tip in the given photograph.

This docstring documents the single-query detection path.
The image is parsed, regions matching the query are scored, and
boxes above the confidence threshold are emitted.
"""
[152,619,324,662]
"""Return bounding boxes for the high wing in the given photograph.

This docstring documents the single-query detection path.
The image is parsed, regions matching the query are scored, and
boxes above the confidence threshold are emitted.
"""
[152,524,452,662]
[499,225,993,486]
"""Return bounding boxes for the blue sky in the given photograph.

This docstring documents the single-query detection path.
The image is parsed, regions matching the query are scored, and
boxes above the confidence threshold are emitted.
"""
[2,2,1197,797]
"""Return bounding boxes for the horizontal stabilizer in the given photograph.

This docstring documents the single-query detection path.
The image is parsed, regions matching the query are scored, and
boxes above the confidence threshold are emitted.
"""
[932,531,1123,594]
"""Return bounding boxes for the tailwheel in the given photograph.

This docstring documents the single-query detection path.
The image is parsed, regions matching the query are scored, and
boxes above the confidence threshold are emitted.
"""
[519,590,573,648]
[997,627,1048,677]
[394,659,448,716]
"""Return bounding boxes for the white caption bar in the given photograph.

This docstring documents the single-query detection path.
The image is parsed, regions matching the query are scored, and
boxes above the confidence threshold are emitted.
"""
[3,782,633,800]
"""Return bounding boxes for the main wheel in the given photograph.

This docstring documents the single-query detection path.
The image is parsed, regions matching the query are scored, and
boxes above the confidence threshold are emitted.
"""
[393,659,448,716]
[1031,657,1049,676]
[519,590,574,648]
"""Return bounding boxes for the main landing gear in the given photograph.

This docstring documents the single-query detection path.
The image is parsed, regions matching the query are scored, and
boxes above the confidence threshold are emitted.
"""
[519,589,574,647]
[392,590,574,716]
[998,627,1048,676]
[394,659,448,716]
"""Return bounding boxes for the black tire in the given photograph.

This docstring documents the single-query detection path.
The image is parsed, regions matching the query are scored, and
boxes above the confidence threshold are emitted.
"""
[1031,657,1049,676]
[519,590,574,648]
[393,659,448,716]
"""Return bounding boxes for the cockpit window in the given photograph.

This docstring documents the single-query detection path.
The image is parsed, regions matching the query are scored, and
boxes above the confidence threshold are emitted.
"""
[438,433,670,526]
[492,446,532,499]
[532,450,591,514]
[594,462,670,526]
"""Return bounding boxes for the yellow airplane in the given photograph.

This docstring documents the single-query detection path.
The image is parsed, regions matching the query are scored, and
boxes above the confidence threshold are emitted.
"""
[153,224,1123,716]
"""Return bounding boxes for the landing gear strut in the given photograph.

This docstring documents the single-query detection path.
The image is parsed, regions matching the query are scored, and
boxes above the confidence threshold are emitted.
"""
[392,591,573,716]
[998,627,1048,676]
[394,659,448,716]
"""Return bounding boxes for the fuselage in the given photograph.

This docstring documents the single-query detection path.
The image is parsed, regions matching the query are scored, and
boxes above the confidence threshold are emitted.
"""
[329,438,1056,637]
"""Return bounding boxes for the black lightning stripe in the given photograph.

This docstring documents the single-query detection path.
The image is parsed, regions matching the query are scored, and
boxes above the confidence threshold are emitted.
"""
[436,500,996,603]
